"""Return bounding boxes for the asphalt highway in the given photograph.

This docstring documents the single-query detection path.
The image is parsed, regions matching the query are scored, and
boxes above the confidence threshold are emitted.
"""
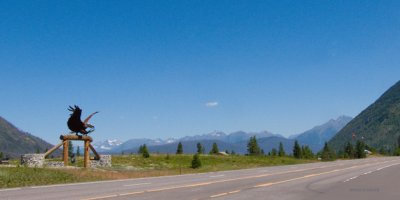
[1,157,400,200]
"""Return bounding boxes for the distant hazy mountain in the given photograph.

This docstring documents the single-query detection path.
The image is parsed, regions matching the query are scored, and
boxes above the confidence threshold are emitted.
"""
[294,116,352,152]
[92,139,123,152]
[180,130,283,143]
[111,138,177,153]
[109,131,282,153]
[0,116,54,158]
[102,116,350,155]
[329,80,400,152]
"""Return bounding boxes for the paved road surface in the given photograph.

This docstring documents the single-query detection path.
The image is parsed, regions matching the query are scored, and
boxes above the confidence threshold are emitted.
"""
[1,157,400,200]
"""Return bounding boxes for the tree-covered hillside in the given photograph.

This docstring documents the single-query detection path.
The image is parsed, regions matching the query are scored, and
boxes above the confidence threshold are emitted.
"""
[329,81,400,152]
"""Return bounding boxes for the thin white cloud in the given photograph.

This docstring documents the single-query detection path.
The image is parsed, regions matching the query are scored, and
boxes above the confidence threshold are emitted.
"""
[205,101,219,108]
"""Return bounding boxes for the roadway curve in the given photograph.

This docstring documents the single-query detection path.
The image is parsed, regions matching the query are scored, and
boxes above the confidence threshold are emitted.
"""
[1,157,400,200]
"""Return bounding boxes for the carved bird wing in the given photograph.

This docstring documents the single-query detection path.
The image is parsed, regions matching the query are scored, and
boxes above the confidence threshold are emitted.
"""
[83,111,99,125]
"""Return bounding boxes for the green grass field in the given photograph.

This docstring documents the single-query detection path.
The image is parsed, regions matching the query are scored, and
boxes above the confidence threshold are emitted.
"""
[0,154,316,188]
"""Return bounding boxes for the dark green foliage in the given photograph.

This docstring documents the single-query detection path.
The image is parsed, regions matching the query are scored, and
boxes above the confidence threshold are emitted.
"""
[278,142,286,157]
[394,148,400,156]
[209,142,219,154]
[141,144,150,158]
[138,144,145,154]
[321,142,336,161]
[176,142,183,154]
[271,148,277,156]
[191,153,202,169]
[76,146,81,157]
[301,145,314,159]
[261,149,265,155]
[355,140,366,158]
[225,150,229,154]
[344,142,355,158]
[231,150,236,155]
[196,142,204,154]
[247,136,261,156]
[68,141,73,156]
[36,147,40,154]
[293,140,302,159]
[329,81,400,152]
[0,152,3,160]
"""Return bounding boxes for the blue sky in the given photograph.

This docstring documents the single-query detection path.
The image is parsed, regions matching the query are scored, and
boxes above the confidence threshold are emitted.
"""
[1,1,400,144]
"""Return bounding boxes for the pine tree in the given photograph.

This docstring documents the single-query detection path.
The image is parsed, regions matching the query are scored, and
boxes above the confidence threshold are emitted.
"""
[210,142,219,154]
[247,136,261,155]
[321,142,336,161]
[176,142,183,154]
[293,140,302,159]
[191,154,202,169]
[355,140,366,158]
[0,152,3,160]
[302,145,314,159]
[271,148,277,156]
[76,146,81,157]
[278,142,285,157]
[68,141,74,156]
[344,142,355,158]
[197,142,204,154]
[142,144,150,158]
[138,144,144,154]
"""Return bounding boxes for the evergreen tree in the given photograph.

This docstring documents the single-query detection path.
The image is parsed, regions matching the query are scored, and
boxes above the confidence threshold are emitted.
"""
[278,142,286,157]
[271,148,277,156]
[76,146,81,157]
[68,141,74,156]
[142,144,150,158]
[344,142,355,159]
[138,144,144,154]
[210,142,219,154]
[355,140,366,158]
[0,152,3,160]
[36,147,40,154]
[247,136,261,155]
[176,142,183,154]
[302,145,314,159]
[321,142,336,161]
[44,148,48,153]
[231,150,236,155]
[197,142,204,154]
[191,154,202,169]
[293,140,302,159]
[225,150,230,154]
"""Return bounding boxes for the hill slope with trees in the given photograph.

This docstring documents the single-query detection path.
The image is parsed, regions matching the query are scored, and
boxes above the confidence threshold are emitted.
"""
[329,81,400,153]
[0,116,54,158]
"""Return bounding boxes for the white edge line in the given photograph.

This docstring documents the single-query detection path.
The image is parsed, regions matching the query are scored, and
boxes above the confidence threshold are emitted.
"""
[0,188,22,192]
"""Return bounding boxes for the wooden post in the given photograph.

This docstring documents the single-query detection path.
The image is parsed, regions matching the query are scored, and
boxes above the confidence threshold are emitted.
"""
[84,140,90,168]
[44,142,63,158]
[63,140,69,166]
[89,144,100,160]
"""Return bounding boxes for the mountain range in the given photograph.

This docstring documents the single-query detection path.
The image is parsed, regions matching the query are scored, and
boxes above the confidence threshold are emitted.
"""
[95,116,352,154]
[329,80,400,152]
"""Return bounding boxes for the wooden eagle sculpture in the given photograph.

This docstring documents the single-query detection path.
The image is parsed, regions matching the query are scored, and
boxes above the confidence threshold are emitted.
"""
[67,105,98,135]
